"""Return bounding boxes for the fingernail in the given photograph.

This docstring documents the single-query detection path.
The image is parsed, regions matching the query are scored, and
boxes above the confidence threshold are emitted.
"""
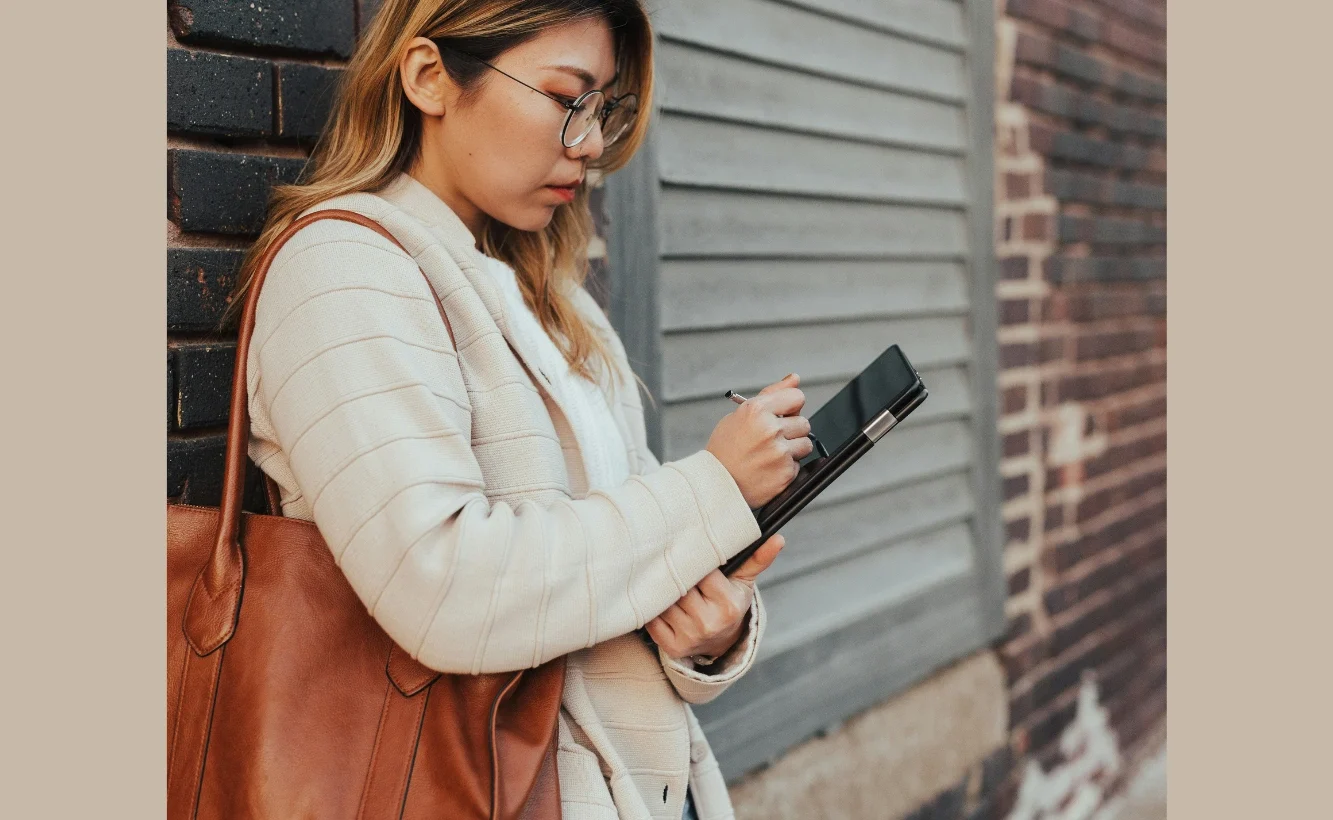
[784,372,796,380]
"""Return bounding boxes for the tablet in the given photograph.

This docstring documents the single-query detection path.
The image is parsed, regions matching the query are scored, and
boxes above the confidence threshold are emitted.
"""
[719,344,929,577]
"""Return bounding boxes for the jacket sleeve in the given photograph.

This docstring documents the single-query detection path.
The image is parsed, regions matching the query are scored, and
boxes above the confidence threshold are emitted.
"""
[248,225,762,675]
[656,584,767,705]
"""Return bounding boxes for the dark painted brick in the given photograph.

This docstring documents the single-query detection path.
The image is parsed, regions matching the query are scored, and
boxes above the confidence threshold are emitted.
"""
[1049,130,1149,170]
[999,298,1030,326]
[1022,698,1079,757]
[999,342,1034,369]
[168,434,226,503]
[1038,338,1065,364]
[1006,516,1031,543]
[1008,567,1031,596]
[1002,385,1027,415]
[175,343,237,430]
[1003,473,1030,501]
[1007,0,1071,32]
[1068,7,1101,41]
[1112,68,1167,102]
[1005,612,1032,644]
[357,0,386,32]
[168,248,245,332]
[1053,44,1106,85]
[169,434,274,512]
[1014,31,1055,68]
[168,49,273,139]
[1113,396,1167,430]
[1002,431,1030,458]
[1045,503,1065,531]
[1046,256,1166,284]
[170,0,356,58]
[168,350,177,430]
[276,63,343,140]
[169,149,307,235]
[1059,215,1166,245]
[1045,169,1166,210]
[998,256,1029,280]
[1001,635,1050,684]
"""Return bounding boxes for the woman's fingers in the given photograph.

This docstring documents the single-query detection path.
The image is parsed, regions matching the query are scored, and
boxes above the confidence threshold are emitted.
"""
[754,387,805,418]
[675,586,708,621]
[778,415,811,440]
[729,534,785,584]
[758,373,800,395]
[645,615,675,648]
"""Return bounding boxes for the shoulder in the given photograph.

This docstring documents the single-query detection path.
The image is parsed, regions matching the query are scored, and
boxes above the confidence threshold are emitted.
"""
[259,213,429,317]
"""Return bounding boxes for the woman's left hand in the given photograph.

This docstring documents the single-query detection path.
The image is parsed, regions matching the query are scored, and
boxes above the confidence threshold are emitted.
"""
[646,534,785,662]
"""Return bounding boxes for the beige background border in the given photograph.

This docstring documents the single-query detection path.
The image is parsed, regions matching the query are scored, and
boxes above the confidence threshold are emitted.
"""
[1166,1,1333,817]
[4,1,166,814]
[5,0,1333,816]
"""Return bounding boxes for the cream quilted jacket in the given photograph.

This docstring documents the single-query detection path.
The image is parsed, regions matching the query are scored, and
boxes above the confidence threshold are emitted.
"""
[246,173,767,820]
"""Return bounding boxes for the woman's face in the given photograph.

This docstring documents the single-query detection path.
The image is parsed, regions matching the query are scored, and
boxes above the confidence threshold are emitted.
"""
[403,18,619,237]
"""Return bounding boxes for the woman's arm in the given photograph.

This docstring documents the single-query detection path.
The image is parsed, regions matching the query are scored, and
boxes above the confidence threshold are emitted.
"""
[569,287,779,703]
[249,225,763,675]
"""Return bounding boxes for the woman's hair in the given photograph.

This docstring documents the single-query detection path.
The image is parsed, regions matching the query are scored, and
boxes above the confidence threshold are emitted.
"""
[224,0,654,382]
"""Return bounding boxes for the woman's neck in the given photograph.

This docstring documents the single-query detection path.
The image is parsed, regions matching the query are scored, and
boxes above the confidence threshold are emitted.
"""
[405,160,484,245]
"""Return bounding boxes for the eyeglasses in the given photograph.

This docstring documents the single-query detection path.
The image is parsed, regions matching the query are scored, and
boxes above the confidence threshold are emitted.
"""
[437,44,638,150]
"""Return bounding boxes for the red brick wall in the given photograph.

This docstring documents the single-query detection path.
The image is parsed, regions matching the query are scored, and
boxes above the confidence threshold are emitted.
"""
[991,0,1166,809]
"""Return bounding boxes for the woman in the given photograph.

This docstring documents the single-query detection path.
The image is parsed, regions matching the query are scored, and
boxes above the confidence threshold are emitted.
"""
[233,1,812,818]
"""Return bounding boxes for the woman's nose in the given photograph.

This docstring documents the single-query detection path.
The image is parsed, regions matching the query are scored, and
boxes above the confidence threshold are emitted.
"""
[568,121,605,161]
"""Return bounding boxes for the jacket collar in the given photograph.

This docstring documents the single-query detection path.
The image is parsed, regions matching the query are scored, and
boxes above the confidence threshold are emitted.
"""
[376,173,599,492]
[377,173,519,350]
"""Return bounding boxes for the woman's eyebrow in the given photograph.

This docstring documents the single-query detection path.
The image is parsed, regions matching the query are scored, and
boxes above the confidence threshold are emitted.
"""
[544,64,620,92]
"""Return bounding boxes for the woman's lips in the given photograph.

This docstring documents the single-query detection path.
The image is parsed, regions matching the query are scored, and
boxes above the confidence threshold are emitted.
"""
[547,185,577,203]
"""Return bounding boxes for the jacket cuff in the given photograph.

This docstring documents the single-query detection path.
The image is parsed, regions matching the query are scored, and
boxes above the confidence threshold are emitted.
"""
[667,450,763,562]
[659,585,766,705]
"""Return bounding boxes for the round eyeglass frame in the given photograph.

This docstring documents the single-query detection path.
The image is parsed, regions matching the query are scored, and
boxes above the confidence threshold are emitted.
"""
[558,88,639,150]
[433,42,638,150]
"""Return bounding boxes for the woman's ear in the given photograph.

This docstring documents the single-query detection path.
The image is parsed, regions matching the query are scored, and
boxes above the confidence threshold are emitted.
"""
[400,37,450,118]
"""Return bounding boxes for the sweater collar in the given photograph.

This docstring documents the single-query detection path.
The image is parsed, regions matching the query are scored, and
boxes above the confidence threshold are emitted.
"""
[378,172,482,261]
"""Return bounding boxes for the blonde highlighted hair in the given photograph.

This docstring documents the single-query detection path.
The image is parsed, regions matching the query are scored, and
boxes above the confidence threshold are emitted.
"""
[224,0,654,382]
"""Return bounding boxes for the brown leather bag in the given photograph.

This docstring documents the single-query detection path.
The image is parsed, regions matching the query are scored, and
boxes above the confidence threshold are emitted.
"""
[167,210,567,819]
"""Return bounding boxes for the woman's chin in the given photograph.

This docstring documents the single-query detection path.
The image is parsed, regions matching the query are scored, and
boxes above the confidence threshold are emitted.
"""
[509,208,558,233]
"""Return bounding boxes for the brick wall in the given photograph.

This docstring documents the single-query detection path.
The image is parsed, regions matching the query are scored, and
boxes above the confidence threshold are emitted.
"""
[988,0,1167,814]
[165,0,613,508]
[166,0,370,507]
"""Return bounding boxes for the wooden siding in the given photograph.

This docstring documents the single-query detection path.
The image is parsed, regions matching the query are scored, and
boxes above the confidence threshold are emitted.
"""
[604,0,1003,781]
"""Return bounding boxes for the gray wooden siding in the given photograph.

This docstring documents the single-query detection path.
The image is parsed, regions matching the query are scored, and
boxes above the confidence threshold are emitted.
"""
[604,0,1003,781]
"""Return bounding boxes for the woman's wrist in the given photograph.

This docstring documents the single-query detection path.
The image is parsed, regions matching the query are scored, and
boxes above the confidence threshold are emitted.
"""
[689,618,746,667]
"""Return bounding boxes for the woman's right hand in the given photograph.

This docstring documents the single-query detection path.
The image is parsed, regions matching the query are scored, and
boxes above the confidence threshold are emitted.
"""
[705,373,813,508]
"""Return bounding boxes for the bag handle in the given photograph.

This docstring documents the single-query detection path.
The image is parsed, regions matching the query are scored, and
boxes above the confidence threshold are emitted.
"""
[184,209,457,656]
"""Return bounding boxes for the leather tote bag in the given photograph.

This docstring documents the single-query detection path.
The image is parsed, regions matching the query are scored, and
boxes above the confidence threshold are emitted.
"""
[167,209,566,819]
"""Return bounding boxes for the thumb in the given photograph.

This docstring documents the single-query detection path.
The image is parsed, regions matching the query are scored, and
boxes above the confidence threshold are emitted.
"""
[730,534,785,584]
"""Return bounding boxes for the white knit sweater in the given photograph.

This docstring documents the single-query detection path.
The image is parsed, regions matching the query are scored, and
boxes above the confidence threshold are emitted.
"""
[245,173,767,820]
[477,254,632,493]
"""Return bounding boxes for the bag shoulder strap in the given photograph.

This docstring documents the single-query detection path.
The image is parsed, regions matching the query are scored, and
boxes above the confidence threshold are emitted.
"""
[185,208,457,655]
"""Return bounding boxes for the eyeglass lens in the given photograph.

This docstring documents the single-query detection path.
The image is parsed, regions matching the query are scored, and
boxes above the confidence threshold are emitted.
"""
[564,92,638,149]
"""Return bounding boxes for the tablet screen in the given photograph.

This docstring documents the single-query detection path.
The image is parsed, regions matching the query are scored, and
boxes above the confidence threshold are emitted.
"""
[802,345,919,464]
